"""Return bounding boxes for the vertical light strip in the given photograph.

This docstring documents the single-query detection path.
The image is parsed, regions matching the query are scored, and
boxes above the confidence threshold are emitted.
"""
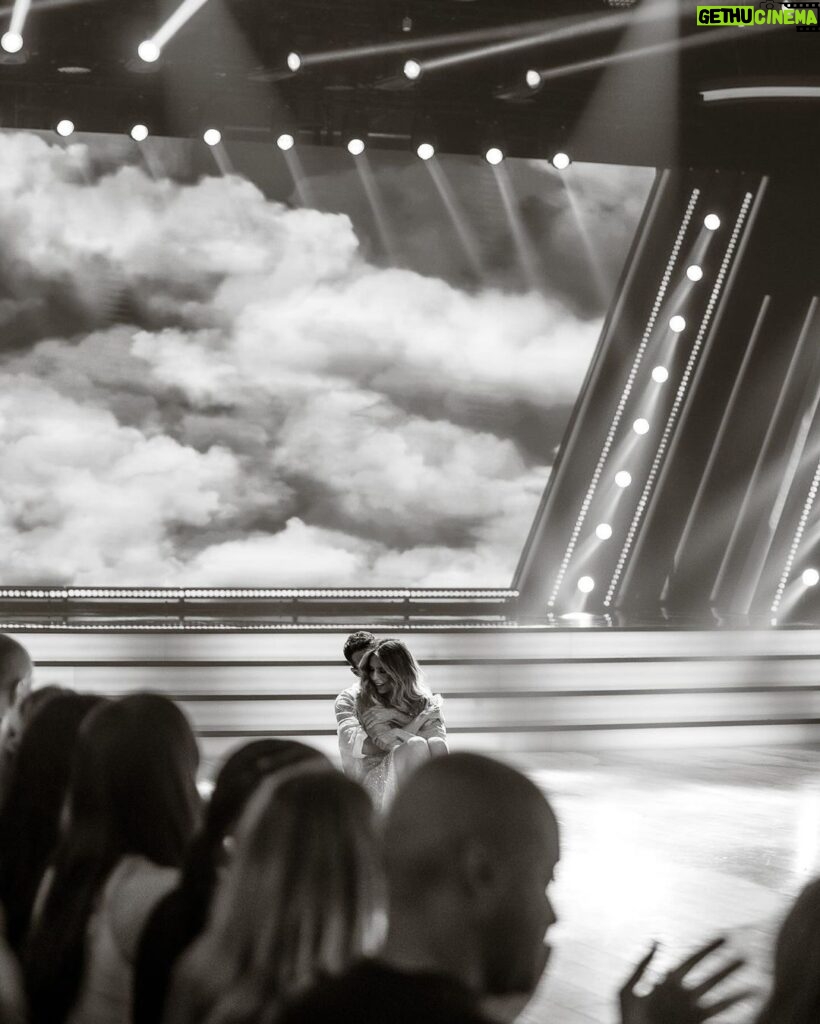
[547,188,700,608]
[771,300,820,614]
[771,455,820,614]
[604,191,754,607]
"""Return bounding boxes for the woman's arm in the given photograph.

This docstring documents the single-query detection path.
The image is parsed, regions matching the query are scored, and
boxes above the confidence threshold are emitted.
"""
[361,708,407,752]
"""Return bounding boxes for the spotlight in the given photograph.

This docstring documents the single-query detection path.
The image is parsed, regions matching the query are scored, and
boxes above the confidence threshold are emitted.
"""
[287,51,302,72]
[56,119,75,137]
[404,59,422,80]
[595,523,613,540]
[485,147,504,165]
[669,315,686,333]
[551,152,571,170]
[525,69,542,89]
[138,40,161,63]
[1,31,23,54]
[416,142,435,161]
[130,124,149,142]
[802,568,819,587]
[347,137,365,156]
[615,470,632,488]
[704,213,721,231]
[203,128,222,146]
[276,133,295,151]
[633,418,650,435]
[686,265,703,282]
[651,366,669,383]
[578,576,595,594]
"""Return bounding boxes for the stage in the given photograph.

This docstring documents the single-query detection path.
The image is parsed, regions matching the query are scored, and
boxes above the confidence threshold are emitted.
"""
[518,744,819,1024]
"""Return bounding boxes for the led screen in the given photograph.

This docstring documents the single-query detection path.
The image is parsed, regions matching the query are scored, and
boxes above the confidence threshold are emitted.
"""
[0,130,653,585]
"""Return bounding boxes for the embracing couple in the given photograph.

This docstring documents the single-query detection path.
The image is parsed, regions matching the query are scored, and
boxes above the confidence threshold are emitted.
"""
[335,632,448,808]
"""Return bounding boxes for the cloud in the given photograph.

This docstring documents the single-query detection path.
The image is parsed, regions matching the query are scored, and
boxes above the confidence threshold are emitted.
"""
[0,131,649,586]
[0,374,241,585]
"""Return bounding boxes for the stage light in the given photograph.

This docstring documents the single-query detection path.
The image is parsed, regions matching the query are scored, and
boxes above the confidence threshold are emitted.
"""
[633,418,650,435]
[485,147,504,165]
[287,51,302,72]
[138,39,161,63]
[802,568,819,587]
[416,142,435,161]
[1,31,23,53]
[615,470,632,488]
[551,152,571,170]
[203,128,221,146]
[347,137,365,156]
[686,264,703,282]
[704,213,721,231]
[577,576,595,594]
[525,69,542,89]
[596,523,613,540]
[652,366,669,383]
[130,124,149,142]
[56,120,75,137]
[669,315,686,333]
[276,133,295,151]
[404,59,422,80]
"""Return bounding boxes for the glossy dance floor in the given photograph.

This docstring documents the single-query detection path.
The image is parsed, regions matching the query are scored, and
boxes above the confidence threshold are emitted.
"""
[509,746,820,1024]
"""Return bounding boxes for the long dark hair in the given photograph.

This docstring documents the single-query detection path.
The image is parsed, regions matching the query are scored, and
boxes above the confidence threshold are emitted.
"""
[755,878,820,1024]
[0,691,105,953]
[133,741,332,1024]
[189,740,331,905]
[25,693,200,1024]
[357,639,428,717]
[181,770,384,1024]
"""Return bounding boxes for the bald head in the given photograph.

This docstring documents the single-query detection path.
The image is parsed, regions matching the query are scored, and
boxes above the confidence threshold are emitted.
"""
[383,753,559,999]
[385,752,559,897]
[0,635,33,712]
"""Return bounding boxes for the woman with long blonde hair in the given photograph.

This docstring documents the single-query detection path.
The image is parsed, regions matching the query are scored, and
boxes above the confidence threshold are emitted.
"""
[165,768,384,1024]
[335,638,447,808]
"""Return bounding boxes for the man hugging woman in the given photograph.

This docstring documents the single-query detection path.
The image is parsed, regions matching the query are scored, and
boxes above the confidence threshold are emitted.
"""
[335,633,447,808]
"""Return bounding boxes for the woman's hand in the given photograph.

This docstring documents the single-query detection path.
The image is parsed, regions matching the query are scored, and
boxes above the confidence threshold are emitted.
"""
[361,707,398,733]
[619,938,751,1024]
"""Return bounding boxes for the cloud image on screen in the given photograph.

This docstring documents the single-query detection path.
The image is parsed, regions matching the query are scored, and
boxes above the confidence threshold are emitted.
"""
[0,130,653,586]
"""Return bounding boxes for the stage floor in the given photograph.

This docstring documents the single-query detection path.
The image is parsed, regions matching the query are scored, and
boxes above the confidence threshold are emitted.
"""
[509,746,820,1024]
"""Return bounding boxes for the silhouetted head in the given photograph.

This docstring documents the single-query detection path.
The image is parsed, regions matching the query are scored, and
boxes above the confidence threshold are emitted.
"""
[0,635,34,752]
[0,691,106,950]
[385,752,559,998]
[206,739,332,853]
[343,632,376,678]
[756,877,820,1024]
[185,768,384,1022]
[358,639,427,716]
[24,693,201,1024]
[68,692,200,867]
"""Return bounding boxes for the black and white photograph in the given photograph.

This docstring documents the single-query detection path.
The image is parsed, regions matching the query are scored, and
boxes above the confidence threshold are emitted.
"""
[0,1,818,1023]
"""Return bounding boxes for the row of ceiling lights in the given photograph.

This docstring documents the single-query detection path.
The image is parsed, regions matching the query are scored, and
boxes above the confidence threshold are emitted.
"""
[50,118,573,168]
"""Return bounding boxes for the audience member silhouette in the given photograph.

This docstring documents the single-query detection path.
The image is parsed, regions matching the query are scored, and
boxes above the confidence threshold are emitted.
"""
[336,638,446,807]
[0,690,105,954]
[25,693,200,1024]
[753,876,820,1024]
[0,635,34,792]
[277,752,749,1024]
[133,739,331,1024]
[164,767,383,1024]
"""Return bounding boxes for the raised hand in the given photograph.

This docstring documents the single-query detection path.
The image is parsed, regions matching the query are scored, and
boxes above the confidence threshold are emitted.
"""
[619,938,752,1024]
